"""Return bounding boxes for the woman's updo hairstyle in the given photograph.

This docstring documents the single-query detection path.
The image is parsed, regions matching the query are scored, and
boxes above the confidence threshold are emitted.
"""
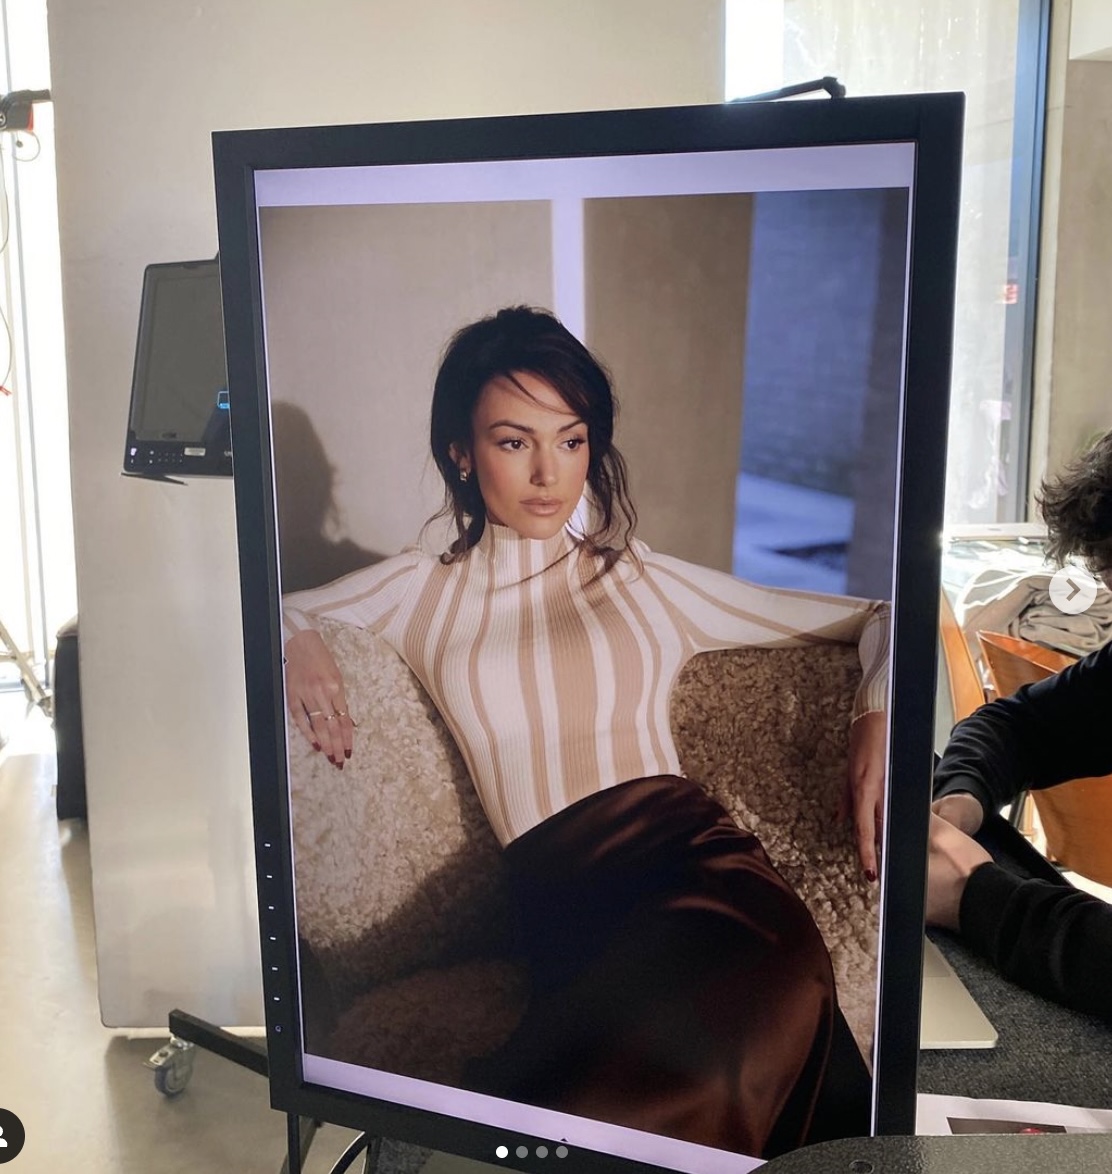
[429,306,636,560]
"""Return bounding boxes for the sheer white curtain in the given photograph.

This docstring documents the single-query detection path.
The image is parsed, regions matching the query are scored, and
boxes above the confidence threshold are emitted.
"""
[0,0,74,674]
[726,0,1034,525]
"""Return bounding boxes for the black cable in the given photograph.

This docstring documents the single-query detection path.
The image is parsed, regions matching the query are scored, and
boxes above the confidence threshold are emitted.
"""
[326,1133,381,1174]
[730,76,846,103]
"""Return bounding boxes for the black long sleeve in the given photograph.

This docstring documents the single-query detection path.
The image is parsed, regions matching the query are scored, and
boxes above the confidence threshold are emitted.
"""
[934,641,1112,818]
[934,641,1112,1020]
[960,862,1112,1021]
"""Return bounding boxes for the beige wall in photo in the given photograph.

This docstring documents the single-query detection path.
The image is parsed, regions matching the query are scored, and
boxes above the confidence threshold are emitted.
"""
[584,194,754,571]
[260,201,553,577]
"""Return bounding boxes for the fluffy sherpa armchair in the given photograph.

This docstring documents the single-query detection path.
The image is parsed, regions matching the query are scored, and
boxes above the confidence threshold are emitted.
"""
[290,619,880,1086]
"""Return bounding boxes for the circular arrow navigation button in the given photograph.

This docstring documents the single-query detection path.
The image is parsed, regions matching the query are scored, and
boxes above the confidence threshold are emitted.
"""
[1049,566,1099,615]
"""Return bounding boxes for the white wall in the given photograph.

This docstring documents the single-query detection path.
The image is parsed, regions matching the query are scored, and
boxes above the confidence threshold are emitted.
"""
[1070,0,1112,61]
[45,0,724,1027]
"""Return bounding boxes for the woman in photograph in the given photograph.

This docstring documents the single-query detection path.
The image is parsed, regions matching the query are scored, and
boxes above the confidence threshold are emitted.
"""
[282,306,888,1159]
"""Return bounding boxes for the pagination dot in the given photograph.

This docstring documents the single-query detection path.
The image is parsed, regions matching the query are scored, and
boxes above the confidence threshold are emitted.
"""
[556,1146,569,1158]
[495,1146,508,1159]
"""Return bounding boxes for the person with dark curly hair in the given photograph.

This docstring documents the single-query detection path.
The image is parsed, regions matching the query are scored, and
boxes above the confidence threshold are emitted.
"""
[1038,430,1112,577]
[929,429,1112,1020]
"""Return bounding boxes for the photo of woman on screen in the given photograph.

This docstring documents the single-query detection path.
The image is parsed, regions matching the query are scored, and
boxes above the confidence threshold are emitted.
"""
[280,306,889,1159]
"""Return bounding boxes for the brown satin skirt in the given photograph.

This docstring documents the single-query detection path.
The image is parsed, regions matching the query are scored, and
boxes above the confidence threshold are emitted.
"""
[466,775,871,1159]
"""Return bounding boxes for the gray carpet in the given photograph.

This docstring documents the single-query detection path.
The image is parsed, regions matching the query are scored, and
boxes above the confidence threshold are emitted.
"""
[918,813,1112,1109]
[918,927,1112,1107]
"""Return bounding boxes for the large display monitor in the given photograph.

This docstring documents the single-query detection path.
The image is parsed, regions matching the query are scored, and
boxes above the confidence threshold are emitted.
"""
[213,95,963,1173]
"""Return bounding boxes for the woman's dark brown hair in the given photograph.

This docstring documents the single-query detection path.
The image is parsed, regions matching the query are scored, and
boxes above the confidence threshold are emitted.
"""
[429,306,636,559]
[1037,430,1112,574]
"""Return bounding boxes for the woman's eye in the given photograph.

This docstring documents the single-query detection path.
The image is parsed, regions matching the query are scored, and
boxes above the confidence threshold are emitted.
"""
[565,436,587,451]
[499,437,526,451]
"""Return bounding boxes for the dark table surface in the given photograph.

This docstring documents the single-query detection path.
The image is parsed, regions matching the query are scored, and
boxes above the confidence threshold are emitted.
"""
[764,1134,1112,1173]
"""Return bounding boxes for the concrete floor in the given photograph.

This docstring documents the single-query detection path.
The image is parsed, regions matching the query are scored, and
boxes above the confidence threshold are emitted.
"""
[0,704,503,1174]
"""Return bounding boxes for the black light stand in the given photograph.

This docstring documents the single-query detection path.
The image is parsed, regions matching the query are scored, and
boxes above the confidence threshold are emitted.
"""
[146,1009,381,1174]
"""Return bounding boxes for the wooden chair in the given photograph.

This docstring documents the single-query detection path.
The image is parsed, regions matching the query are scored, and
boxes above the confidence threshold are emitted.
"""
[936,593,1038,832]
[939,590,988,722]
[977,631,1112,887]
[976,630,1076,690]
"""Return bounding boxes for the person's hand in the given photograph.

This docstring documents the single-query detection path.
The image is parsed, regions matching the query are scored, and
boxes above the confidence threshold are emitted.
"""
[931,791,985,836]
[284,629,355,768]
[925,811,991,931]
[838,710,887,882]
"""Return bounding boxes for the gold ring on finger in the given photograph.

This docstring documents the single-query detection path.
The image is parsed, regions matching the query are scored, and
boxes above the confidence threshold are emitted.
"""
[307,710,324,718]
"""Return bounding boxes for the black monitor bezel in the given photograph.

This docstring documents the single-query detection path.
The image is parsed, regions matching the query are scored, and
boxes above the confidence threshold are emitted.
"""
[213,93,962,1171]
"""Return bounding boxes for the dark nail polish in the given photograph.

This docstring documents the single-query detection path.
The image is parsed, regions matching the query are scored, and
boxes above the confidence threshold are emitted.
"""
[345,749,352,760]
[328,755,336,764]
[337,761,343,771]
[313,742,321,752]
[865,869,878,884]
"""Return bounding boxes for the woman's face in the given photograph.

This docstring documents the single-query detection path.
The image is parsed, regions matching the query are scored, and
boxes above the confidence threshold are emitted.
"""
[458,371,590,540]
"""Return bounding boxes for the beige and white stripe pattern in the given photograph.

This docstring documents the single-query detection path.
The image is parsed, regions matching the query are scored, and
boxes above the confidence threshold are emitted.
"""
[284,525,891,846]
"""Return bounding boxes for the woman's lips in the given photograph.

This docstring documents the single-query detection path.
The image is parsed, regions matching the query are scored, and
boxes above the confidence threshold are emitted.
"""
[521,499,563,516]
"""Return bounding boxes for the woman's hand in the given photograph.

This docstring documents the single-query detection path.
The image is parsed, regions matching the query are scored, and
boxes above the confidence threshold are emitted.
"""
[839,710,887,882]
[284,629,355,768]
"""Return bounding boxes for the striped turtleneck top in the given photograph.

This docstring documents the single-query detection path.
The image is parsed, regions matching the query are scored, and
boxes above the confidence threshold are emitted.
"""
[284,524,890,846]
